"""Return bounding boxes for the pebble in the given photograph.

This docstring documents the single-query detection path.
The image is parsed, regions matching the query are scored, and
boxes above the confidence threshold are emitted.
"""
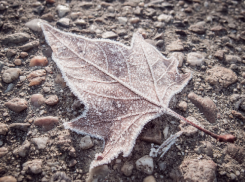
[50,172,71,182]
[189,21,206,34]
[195,141,213,157]
[179,116,202,136]
[14,59,22,66]
[2,68,21,83]
[143,175,156,182]
[34,116,59,131]
[19,40,39,51]
[230,173,236,180]
[4,83,15,93]
[140,127,162,145]
[13,140,30,157]
[25,19,46,32]
[4,98,28,113]
[167,40,184,51]
[19,76,26,82]
[32,137,49,149]
[187,52,204,66]
[210,26,226,34]
[154,22,165,28]
[79,135,94,150]
[9,123,30,131]
[178,101,187,111]
[121,161,134,176]
[171,52,184,67]
[0,176,17,182]
[135,155,154,175]
[157,14,173,23]
[56,5,70,18]
[27,69,46,86]
[70,12,82,21]
[45,95,59,106]
[226,144,244,163]
[75,19,86,26]
[68,159,77,167]
[46,0,55,4]
[55,74,66,88]
[6,49,17,58]
[29,56,48,67]
[214,50,224,60]
[188,92,217,123]
[129,17,140,24]
[158,161,167,171]
[57,18,70,28]
[87,165,109,182]
[225,55,241,63]
[1,33,30,44]
[205,66,237,88]
[22,159,42,174]
[0,147,8,157]
[0,123,8,135]
[30,94,46,107]
[102,31,118,39]
[171,159,217,182]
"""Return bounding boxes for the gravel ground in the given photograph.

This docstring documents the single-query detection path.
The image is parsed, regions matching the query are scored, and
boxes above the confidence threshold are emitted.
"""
[0,0,245,182]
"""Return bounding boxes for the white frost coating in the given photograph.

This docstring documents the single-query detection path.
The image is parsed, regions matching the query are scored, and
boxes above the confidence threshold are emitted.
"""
[41,23,192,170]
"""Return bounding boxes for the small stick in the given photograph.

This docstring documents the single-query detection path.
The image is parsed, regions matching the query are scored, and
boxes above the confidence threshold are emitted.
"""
[167,108,237,143]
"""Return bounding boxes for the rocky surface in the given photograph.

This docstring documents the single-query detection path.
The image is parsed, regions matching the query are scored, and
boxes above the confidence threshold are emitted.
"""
[0,0,245,181]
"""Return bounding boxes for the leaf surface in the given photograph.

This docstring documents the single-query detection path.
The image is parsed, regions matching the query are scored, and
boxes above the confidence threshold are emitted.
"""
[41,23,192,169]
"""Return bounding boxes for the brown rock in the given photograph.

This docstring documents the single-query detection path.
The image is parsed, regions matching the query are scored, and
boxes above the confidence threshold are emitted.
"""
[20,52,28,58]
[46,0,55,3]
[143,175,156,182]
[214,50,224,60]
[225,55,241,63]
[140,126,162,145]
[29,56,48,67]
[45,95,59,106]
[22,159,42,174]
[205,66,237,88]
[0,123,8,135]
[226,144,245,163]
[13,140,30,157]
[170,159,217,182]
[0,176,17,182]
[0,147,8,157]
[14,59,22,66]
[29,76,45,86]
[68,159,77,167]
[167,40,184,51]
[27,69,46,86]
[2,68,21,83]
[19,41,39,51]
[188,92,217,123]
[30,94,46,107]
[4,98,28,113]
[121,161,134,176]
[210,26,227,34]
[9,123,31,131]
[34,116,59,131]
[189,22,206,34]
[55,74,66,88]
[178,101,187,111]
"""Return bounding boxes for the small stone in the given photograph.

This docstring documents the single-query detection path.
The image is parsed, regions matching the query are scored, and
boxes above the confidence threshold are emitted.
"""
[170,159,217,182]
[214,50,224,60]
[79,135,93,150]
[1,33,30,44]
[70,12,82,21]
[20,52,28,58]
[187,52,204,66]
[178,101,187,111]
[2,68,21,83]
[225,55,241,63]
[188,92,217,123]
[196,141,213,157]
[179,116,203,136]
[29,56,48,67]
[5,98,28,113]
[226,144,244,163]
[68,159,77,167]
[22,159,42,174]
[157,14,173,23]
[167,40,184,51]
[0,176,17,182]
[32,137,49,149]
[56,5,70,18]
[143,175,156,182]
[135,155,154,175]
[0,123,8,135]
[57,18,70,28]
[6,49,17,58]
[41,13,54,22]
[30,94,46,107]
[13,140,30,157]
[230,173,236,180]
[55,74,66,88]
[140,127,162,145]
[87,165,110,182]
[154,22,165,28]
[0,147,8,157]
[34,116,59,131]
[19,41,39,51]
[210,26,226,34]
[46,0,55,3]
[19,76,26,82]
[205,66,237,88]
[29,77,45,86]
[9,123,30,131]
[102,31,118,39]
[43,86,51,93]
[27,69,46,86]
[121,161,134,176]
[50,172,71,182]
[171,52,184,67]
[25,19,46,32]
[129,17,140,24]
[189,21,206,34]
[45,95,59,106]
[14,59,22,66]
[75,19,86,26]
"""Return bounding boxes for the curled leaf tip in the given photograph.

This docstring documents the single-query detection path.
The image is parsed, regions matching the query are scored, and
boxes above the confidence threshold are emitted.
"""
[217,134,237,143]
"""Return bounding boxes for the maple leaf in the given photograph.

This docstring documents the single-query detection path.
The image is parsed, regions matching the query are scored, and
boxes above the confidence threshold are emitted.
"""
[41,23,236,170]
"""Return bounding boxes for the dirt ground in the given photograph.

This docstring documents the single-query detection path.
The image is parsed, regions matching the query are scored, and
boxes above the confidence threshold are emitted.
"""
[0,0,245,181]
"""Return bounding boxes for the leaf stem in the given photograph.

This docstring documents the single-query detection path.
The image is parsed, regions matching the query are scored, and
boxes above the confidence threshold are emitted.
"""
[167,109,236,143]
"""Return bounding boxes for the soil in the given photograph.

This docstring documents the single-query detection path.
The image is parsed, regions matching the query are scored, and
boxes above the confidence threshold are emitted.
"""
[0,0,245,182]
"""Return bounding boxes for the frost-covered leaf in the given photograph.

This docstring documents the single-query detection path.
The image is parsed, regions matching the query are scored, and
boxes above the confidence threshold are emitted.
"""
[41,23,236,170]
